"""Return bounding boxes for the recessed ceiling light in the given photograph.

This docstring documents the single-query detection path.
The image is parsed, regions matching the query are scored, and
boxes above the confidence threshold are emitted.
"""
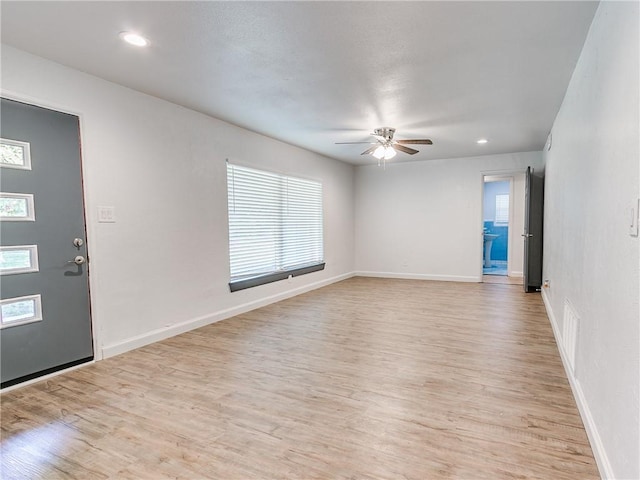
[476,138,488,144]
[120,32,149,47]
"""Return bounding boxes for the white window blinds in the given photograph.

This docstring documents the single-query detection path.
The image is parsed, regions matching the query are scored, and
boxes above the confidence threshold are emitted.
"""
[495,194,509,224]
[227,163,323,284]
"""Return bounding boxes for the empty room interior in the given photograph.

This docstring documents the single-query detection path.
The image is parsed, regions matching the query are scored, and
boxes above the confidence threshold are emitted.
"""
[0,1,638,479]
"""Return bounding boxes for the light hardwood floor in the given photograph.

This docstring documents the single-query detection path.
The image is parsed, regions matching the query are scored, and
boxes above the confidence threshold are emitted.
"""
[1,277,599,479]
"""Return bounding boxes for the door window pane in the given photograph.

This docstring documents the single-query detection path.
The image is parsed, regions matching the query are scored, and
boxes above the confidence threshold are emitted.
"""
[0,138,31,170]
[0,193,35,221]
[0,294,43,328]
[0,246,39,275]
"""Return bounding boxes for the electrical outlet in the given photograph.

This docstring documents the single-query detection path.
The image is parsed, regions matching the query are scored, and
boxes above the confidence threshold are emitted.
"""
[630,198,639,237]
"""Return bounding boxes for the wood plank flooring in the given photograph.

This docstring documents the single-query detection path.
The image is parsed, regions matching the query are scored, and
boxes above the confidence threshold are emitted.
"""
[1,277,599,479]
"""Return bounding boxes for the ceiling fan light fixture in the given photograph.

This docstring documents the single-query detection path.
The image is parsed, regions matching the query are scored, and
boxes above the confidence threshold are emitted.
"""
[384,147,397,160]
[372,145,386,159]
[372,145,396,160]
[337,127,431,160]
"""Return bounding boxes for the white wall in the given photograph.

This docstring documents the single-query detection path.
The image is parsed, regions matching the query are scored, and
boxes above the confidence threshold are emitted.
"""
[1,46,355,358]
[354,151,542,281]
[542,2,639,479]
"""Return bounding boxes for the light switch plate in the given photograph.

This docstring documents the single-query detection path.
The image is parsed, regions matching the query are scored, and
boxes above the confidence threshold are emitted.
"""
[630,198,639,237]
[97,206,116,223]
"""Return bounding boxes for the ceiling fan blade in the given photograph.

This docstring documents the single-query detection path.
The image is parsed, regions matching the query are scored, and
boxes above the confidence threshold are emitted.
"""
[335,142,378,144]
[393,144,419,155]
[395,139,433,145]
[361,145,380,155]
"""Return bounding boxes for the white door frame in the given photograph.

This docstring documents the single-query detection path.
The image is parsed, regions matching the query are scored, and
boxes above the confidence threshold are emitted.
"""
[479,169,525,280]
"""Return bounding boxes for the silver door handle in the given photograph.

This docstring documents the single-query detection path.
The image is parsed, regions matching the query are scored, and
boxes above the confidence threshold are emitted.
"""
[521,234,533,238]
[68,255,86,265]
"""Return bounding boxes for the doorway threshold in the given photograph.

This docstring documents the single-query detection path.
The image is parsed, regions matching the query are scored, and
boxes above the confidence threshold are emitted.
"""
[483,275,522,285]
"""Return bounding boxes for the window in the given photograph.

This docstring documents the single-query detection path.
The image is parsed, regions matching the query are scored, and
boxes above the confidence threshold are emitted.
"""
[0,245,39,275]
[0,138,31,170]
[0,193,35,221]
[495,194,509,225]
[0,294,43,328]
[227,163,324,291]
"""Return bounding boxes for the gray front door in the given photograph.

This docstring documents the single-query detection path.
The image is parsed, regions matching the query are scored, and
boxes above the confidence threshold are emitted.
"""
[0,98,93,388]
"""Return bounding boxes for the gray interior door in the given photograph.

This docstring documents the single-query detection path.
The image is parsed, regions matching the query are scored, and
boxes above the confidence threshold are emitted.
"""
[1,98,93,388]
[523,166,544,292]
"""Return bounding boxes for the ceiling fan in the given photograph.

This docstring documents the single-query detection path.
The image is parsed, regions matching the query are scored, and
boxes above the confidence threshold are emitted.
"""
[336,127,433,161]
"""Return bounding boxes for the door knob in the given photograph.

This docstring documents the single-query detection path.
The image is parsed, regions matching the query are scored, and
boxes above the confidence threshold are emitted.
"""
[68,255,86,265]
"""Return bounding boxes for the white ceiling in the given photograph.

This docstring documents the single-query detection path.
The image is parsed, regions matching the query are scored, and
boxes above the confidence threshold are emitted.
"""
[1,1,598,165]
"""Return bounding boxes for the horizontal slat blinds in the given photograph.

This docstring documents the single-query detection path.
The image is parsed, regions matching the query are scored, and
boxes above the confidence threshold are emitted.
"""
[227,163,323,285]
[495,194,509,224]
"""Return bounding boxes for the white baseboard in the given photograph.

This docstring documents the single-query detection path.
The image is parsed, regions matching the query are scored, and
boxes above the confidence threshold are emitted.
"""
[508,271,523,277]
[355,271,479,283]
[101,272,355,359]
[541,289,614,480]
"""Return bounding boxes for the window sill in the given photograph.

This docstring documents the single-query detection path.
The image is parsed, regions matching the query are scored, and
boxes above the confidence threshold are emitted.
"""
[229,262,325,292]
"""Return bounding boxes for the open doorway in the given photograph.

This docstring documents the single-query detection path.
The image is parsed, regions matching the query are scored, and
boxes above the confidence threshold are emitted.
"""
[482,174,526,285]
[483,178,510,275]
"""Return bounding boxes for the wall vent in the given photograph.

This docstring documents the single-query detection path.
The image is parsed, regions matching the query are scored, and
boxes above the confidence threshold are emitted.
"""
[562,299,579,373]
